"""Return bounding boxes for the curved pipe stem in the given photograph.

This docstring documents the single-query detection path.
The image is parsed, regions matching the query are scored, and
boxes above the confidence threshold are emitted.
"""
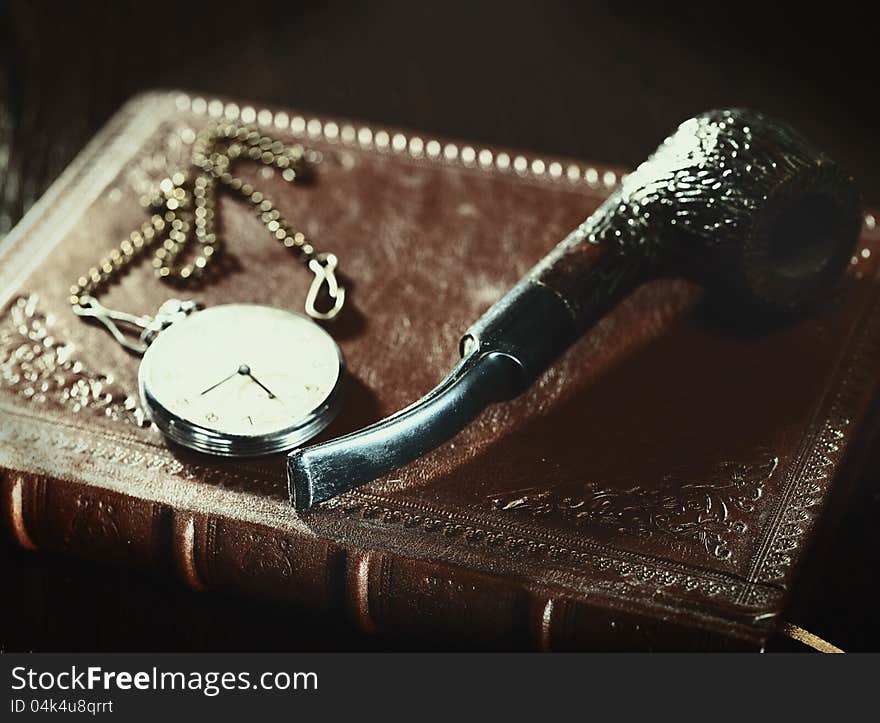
[288,351,518,510]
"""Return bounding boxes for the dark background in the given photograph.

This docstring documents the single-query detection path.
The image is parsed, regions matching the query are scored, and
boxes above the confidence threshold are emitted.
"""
[1,0,878,651]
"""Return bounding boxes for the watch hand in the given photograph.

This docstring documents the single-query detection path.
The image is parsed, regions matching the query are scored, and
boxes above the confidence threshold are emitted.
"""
[245,370,278,399]
[199,368,240,396]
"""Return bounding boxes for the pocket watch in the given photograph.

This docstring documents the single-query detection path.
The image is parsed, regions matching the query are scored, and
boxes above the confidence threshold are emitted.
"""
[138,303,343,456]
[70,121,347,457]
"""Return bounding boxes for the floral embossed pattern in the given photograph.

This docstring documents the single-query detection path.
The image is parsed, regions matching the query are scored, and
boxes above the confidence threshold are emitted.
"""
[487,456,778,560]
[0,294,146,425]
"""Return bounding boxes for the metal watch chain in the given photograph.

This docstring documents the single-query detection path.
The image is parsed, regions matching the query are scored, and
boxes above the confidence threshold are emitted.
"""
[70,121,345,354]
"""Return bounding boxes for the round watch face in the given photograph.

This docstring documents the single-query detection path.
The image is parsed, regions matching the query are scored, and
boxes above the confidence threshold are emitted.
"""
[138,303,344,456]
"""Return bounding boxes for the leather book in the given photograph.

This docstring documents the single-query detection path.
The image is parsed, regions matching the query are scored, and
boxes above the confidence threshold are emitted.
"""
[2,92,879,650]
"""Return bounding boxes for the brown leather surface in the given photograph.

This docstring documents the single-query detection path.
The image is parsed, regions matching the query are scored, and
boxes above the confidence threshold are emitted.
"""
[1,92,879,649]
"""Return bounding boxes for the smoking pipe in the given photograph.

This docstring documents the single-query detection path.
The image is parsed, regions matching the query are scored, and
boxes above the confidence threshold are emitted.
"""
[288,108,862,510]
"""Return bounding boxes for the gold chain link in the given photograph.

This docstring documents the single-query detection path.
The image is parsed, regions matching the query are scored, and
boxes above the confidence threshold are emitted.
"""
[69,121,341,318]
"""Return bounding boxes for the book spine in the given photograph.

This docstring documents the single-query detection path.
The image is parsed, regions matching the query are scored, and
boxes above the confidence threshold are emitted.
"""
[0,468,756,651]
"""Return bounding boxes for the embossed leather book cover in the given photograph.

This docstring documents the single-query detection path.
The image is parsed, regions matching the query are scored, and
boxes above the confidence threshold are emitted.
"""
[1,92,879,650]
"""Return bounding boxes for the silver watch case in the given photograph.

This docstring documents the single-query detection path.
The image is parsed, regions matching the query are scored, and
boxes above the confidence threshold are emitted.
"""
[138,304,344,457]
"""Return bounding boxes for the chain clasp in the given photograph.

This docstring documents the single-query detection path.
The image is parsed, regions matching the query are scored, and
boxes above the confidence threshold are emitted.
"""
[73,296,200,355]
[72,296,153,354]
[305,253,346,321]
